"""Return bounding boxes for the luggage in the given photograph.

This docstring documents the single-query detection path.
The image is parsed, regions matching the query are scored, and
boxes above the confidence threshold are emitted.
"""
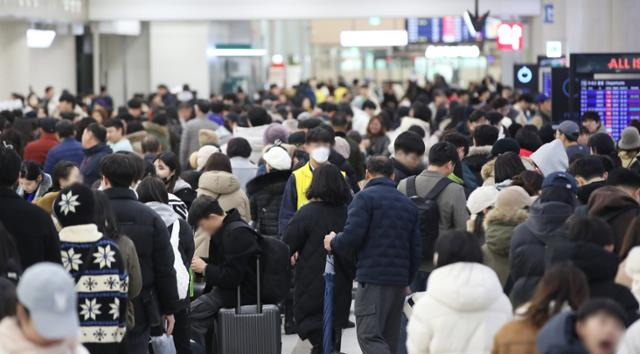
[216,257,282,354]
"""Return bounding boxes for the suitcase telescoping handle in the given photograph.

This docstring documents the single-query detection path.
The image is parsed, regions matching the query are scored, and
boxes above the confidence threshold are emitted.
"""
[235,256,263,315]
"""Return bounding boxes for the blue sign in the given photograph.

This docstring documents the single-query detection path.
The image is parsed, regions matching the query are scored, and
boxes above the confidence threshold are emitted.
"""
[544,3,554,24]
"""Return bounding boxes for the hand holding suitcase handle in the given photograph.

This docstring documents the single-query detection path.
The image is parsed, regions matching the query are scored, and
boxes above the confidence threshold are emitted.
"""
[236,255,263,315]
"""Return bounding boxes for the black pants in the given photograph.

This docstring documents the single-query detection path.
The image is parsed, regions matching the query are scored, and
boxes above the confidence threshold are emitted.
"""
[308,328,343,354]
[119,297,150,354]
[190,289,224,353]
[173,307,192,354]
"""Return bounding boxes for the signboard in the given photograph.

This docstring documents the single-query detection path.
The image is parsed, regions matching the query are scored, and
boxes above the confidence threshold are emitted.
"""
[572,53,640,74]
[537,55,567,68]
[544,3,554,24]
[514,64,539,94]
[497,22,524,51]
[406,16,497,43]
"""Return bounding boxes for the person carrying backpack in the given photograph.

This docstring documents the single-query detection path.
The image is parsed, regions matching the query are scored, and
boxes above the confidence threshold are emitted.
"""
[398,142,470,291]
[137,177,194,354]
[188,196,261,351]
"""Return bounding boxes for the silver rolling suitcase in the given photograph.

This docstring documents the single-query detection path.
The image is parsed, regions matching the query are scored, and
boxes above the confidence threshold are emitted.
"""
[217,257,281,354]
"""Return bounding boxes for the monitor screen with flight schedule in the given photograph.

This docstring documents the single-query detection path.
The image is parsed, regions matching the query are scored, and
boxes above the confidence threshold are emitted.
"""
[579,79,640,141]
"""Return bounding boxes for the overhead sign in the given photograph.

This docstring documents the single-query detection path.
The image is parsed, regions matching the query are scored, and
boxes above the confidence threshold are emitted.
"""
[546,41,562,58]
[544,3,554,23]
[497,22,523,51]
[572,53,640,74]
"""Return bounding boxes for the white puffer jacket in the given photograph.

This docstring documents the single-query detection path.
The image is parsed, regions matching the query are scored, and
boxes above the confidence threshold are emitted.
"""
[625,247,640,303]
[406,262,513,354]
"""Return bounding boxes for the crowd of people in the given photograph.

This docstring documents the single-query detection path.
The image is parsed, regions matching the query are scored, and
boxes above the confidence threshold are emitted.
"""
[1,76,640,354]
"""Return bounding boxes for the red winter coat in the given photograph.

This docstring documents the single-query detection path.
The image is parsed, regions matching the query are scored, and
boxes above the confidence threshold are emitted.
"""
[23,133,59,165]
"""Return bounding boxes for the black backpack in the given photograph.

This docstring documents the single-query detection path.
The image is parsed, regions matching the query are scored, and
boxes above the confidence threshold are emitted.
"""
[406,176,452,261]
[227,221,291,304]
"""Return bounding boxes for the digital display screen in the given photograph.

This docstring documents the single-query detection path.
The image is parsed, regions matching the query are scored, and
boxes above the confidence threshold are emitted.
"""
[406,16,495,43]
[580,79,640,140]
[551,67,578,123]
[514,64,539,94]
[542,71,552,97]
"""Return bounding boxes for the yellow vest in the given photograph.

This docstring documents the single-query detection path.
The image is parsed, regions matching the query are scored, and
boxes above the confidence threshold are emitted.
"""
[292,162,346,210]
[293,162,314,210]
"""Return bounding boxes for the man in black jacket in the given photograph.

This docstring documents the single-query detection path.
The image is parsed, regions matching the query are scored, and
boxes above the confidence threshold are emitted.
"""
[99,154,177,354]
[189,195,260,348]
[0,146,60,269]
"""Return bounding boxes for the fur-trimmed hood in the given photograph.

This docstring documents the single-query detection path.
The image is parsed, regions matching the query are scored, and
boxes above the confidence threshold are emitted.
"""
[484,207,529,228]
[483,208,529,257]
[468,145,493,157]
[481,158,496,184]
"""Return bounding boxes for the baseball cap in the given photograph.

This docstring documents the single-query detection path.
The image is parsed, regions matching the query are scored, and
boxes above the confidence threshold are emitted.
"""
[16,262,79,340]
[536,93,550,104]
[263,144,292,171]
[542,171,578,193]
[466,186,499,215]
[553,120,580,139]
[495,186,535,210]
[39,117,57,134]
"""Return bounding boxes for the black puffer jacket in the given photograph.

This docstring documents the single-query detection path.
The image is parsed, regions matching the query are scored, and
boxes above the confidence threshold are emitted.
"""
[509,199,573,307]
[246,170,292,237]
[104,187,178,317]
[550,241,639,325]
[463,145,493,184]
[203,209,261,308]
[0,188,60,269]
[283,201,355,339]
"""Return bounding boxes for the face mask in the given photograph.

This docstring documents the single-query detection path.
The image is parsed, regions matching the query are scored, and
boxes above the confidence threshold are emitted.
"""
[310,146,330,164]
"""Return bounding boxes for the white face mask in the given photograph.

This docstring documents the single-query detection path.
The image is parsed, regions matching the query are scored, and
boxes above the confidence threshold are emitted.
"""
[310,146,330,164]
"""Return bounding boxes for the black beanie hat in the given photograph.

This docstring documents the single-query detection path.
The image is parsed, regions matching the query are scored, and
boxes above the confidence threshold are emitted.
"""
[491,138,520,157]
[54,183,95,227]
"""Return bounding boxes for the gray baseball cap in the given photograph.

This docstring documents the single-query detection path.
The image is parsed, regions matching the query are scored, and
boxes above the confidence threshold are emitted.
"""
[16,262,79,340]
[554,120,580,139]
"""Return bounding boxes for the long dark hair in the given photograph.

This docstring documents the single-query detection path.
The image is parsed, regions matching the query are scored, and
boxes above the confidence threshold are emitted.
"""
[92,190,121,240]
[523,262,589,328]
[494,152,526,183]
[305,164,350,206]
[434,230,483,267]
[136,176,169,204]
[154,152,181,192]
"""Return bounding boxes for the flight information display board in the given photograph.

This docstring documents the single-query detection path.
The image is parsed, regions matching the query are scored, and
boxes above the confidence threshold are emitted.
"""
[579,79,640,140]
[406,16,497,43]
[570,53,640,140]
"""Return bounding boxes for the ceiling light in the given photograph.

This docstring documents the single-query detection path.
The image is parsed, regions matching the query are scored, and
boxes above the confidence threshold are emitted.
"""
[26,29,56,48]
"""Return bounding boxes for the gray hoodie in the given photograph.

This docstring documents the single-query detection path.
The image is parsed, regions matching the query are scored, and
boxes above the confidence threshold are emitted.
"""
[530,139,568,176]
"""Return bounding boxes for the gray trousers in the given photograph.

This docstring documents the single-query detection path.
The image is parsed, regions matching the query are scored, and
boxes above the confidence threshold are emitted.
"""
[354,283,405,354]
